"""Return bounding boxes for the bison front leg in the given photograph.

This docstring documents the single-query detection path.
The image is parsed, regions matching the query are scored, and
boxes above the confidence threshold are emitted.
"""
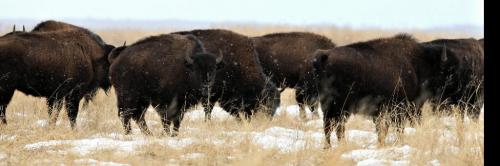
[157,97,186,137]
[169,98,186,137]
[322,101,347,149]
[0,89,15,125]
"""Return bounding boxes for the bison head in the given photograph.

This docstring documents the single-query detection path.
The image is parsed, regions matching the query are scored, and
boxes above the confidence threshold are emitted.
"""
[420,44,460,97]
[95,44,116,93]
[185,51,224,96]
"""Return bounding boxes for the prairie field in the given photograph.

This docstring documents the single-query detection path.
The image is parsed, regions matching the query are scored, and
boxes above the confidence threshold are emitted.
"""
[0,25,484,165]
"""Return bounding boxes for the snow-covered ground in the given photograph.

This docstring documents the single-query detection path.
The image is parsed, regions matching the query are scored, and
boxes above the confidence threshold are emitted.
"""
[2,104,483,165]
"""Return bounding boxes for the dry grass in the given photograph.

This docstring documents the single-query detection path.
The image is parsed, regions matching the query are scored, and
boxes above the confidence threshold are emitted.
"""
[0,26,483,165]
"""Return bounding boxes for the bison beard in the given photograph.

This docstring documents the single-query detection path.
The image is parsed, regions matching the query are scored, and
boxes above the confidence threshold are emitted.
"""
[312,34,454,148]
[172,29,280,121]
[109,34,223,135]
[0,28,114,128]
[252,32,336,119]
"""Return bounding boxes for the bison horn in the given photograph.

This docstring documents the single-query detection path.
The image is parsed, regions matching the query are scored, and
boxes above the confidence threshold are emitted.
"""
[12,24,15,32]
[185,54,194,64]
[123,41,126,47]
[22,25,25,32]
[441,44,447,62]
[216,49,223,63]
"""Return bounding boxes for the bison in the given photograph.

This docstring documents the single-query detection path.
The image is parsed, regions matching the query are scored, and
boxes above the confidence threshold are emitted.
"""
[0,27,114,128]
[108,34,223,135]
[422,38,484,119]
[32,20,115,105]
[252,32,336,119]
[172,29,280,120]
[312,34,455,147]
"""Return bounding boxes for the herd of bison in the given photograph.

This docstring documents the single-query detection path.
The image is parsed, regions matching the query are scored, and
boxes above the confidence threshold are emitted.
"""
[0,20,483,148]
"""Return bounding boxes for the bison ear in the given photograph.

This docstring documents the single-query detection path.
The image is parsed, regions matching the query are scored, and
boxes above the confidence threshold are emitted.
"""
[312,50,329,70]
[107,46,126,64]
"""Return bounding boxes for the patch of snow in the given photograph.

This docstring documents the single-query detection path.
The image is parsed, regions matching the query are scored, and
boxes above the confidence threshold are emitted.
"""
[346,130,378,145]
[74,159,130,166]
[251,127,323,153]
[184,109,205,121]
[438,130,457,143]
[0,152,6,160]
[161,138,196,149]
[181,153,205,160]
[404,128,416,135]
[357,159,409,166]
[305,119,323,128]
[275,105,300,119]
[342,145,414,163]
[428,159,440,166]
[35,119,61,127]
[0,135,16,141]
[14,112,28,117]
[25,138,146,155]
[184,107,232,121]
[36,120,48,127]
[211,107,233,121]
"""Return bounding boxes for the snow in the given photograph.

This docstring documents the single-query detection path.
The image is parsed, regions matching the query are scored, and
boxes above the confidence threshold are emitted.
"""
[74,159,130,166]
[24,136,197,156]
[0,152,6,160]
[428,159,440,166]
[17,104,481,165]
[35,119,61,127]
[181,153,205,160]
[342,145,413,164]
[356,159,409,166]
[275,105,301,119]
[0,135,17,141]
[251,127,323,153]
[184,106,233,121]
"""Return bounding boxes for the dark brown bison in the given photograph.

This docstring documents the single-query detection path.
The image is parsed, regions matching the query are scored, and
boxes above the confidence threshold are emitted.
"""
[172,29,280,120]
[312,34,455,147]
[32,20,85,32]
[252,32,336,118]
[32,20,115,104]
[108,34,223,135]
[422,38,484,119]
[0,29,114,127]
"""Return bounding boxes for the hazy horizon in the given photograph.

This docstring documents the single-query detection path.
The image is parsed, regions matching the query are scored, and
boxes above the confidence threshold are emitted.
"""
[1,0,483,30]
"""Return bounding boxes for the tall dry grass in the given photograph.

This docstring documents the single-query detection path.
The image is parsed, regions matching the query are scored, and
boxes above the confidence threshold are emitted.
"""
[0,25,483,165]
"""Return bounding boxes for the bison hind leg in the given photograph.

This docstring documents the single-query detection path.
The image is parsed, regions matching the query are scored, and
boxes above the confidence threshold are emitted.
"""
[65,94,84,129]
[131,99,151,135]
[117,92,147,135]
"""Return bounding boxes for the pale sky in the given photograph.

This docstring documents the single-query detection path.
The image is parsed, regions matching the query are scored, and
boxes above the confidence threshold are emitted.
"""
[1,0,484,29]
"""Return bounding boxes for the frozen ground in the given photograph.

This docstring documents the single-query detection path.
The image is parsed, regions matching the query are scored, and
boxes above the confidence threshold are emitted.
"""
[4,104,482,165]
